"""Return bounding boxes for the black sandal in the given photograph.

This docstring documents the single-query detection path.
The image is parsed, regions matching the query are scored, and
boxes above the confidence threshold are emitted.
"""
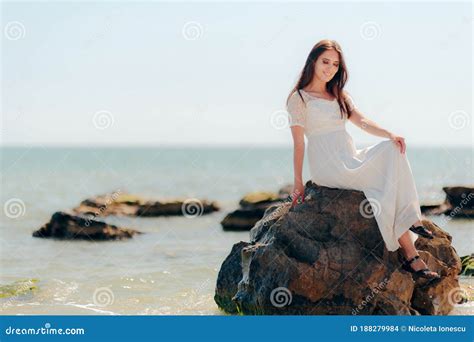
[409,225,434,239]
[401,255,441,282]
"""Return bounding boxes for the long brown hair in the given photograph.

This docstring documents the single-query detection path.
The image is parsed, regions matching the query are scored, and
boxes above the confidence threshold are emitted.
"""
[287,39,352,119]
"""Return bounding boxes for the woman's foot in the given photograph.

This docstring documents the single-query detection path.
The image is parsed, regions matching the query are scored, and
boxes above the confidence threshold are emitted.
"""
[409,224,434,239]
[401,254,441,281]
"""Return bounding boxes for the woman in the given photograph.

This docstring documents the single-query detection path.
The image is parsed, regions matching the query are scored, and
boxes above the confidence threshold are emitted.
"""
[287,39,440,281]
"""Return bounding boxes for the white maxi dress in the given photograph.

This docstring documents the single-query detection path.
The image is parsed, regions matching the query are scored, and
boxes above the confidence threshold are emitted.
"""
[287,89,421,252]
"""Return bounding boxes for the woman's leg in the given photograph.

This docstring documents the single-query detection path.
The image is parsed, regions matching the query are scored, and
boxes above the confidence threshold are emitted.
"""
[398,230,418,259]
[398,230,438,276]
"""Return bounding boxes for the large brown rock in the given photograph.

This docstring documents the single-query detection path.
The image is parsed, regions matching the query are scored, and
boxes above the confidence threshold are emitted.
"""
[215,181,462,315]
[33,211,142,240]
[421,186,474,218]
[73,191,219,217]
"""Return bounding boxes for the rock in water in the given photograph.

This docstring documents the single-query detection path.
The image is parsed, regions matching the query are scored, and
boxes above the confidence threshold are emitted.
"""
[220,208,269,231]
[73,191,220,217]
[0,279,38,299]
[421,186,474,218]
[221,187,293,231]
[215,181,462,315]
[33,211,142,240]
[460,254,474,276]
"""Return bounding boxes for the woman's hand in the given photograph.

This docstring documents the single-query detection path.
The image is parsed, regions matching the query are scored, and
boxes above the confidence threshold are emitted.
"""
[291,182,305,208]
[389,133,406,154]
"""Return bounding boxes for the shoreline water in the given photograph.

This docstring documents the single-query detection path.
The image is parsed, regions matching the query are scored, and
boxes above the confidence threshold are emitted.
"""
[1,146,472,315]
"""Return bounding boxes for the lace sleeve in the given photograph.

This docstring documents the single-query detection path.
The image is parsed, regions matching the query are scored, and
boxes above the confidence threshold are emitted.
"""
[286,91,306,128]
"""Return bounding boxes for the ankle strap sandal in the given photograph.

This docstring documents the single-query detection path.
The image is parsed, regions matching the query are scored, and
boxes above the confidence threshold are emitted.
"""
[401,255,441,282]
[409,225,434,239]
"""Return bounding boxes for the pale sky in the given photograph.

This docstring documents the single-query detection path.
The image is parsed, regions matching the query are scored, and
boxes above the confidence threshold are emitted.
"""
[1,1,472,147]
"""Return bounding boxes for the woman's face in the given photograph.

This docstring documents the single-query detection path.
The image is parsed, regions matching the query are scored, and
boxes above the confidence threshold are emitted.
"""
[314,49,340,83]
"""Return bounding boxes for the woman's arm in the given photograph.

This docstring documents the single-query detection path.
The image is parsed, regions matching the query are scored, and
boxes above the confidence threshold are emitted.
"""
[348,108,393,139]
[290,125,305,204]
[347,105,406,154]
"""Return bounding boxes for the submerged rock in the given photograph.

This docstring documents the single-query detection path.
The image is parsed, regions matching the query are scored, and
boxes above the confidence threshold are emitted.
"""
[460,254,474,276]
[72,191,220,217]
[0,279,38,299]
[215,181,462,315]
[33,211,142,240]
[421,186,474,218]
[221,186,293,231]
